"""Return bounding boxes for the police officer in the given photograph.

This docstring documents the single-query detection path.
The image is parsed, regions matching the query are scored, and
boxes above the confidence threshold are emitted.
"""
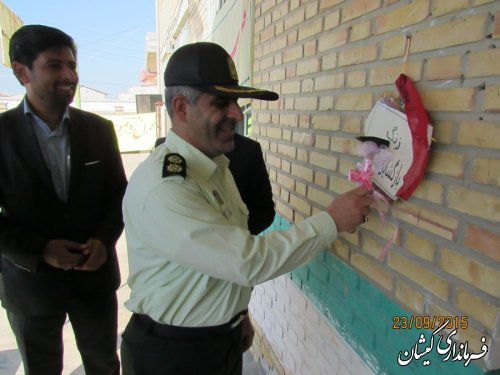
[120,42,373,375]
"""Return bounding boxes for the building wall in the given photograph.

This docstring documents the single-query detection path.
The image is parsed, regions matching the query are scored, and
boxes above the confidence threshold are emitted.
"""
[79,85,107,101]
[0,95,137,115]
[156,0,219,95]
[249,0,500,374]
[156,0,220,134]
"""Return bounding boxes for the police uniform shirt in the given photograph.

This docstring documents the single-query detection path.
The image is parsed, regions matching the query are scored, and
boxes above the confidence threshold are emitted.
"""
[122,131,338,327]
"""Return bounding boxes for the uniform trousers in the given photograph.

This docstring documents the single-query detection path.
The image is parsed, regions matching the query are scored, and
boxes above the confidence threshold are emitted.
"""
[6,292,120,375]
[121,313,244,375]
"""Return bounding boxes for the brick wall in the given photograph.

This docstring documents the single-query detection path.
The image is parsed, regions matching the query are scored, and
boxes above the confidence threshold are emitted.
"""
[249,0,500,374]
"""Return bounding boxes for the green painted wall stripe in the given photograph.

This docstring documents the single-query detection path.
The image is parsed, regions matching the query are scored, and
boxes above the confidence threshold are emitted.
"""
[264,215,487,375]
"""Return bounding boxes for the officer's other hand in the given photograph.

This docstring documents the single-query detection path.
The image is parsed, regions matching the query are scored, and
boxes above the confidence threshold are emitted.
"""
[326,186,374,233]
[43,239,88,270]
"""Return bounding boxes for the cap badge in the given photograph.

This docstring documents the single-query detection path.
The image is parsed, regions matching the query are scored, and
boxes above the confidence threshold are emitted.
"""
[227,56,239,82]
[162,153,186,178]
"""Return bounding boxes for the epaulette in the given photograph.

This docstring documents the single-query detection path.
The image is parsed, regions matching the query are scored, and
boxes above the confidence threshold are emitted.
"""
[162,153,186,178]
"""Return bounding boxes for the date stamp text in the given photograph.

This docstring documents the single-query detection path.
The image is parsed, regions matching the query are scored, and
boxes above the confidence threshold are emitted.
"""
[392,315,468,330]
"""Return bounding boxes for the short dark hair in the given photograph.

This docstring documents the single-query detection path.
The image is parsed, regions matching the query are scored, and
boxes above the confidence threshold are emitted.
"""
[9,24,77,70]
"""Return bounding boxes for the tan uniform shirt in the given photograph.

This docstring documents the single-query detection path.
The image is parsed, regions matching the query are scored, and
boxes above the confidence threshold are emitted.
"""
[123,131,337,327]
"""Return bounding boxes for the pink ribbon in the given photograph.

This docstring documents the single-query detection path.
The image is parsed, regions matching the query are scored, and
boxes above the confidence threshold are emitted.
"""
[349,155,396,261]
[377,226,399,261]
[348,159,374,190]
[349,157,388,221]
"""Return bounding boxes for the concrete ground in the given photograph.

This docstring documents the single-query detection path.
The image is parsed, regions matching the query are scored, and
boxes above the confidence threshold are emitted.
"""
[0,152,264,375]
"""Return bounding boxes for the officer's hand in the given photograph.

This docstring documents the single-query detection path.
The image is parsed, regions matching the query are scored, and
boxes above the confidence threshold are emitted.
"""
[240,315,255,353]
[326,186,374,233]
[74,238,108,271]
[43,239,88,270]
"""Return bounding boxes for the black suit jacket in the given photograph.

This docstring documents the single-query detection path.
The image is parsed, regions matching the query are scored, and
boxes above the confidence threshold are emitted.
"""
[226,134,275,235]
[0,103,127,314]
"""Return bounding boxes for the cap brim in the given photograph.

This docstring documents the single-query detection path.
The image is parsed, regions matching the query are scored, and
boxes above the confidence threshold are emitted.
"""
[198,85,279,101]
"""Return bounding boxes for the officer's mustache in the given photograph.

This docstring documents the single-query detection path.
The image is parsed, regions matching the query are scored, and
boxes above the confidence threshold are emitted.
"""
[216,118,237,132]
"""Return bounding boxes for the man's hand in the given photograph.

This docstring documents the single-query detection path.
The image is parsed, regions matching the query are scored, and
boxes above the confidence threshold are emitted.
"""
[240,315,255,353]
[74,238,108,271]
[326,186,374,233]
[42,239,88,270]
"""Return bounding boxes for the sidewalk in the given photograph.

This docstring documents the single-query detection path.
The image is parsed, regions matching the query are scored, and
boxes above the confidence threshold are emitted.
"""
[0,152,264,375]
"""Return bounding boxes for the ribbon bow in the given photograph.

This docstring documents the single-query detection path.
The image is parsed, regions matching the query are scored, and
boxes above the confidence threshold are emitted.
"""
[348,141,397,260]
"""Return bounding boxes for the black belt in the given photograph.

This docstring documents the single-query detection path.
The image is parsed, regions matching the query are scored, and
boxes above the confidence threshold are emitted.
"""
[133,310,247,339]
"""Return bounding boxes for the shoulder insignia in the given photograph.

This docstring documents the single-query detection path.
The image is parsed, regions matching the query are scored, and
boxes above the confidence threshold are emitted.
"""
[162,153,186,178]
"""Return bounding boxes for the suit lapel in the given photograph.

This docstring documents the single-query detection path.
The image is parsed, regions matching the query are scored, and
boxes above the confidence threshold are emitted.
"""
[11,105,53,189]
[67,109,88,194]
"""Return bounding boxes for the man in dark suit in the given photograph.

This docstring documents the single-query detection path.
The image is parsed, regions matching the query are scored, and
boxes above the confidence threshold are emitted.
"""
[225,133,274,234]
[155,132,275,235]
[0,25,127,374]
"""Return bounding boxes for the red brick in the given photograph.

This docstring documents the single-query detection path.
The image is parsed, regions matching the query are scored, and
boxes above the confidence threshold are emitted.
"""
[465,224,500,262]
